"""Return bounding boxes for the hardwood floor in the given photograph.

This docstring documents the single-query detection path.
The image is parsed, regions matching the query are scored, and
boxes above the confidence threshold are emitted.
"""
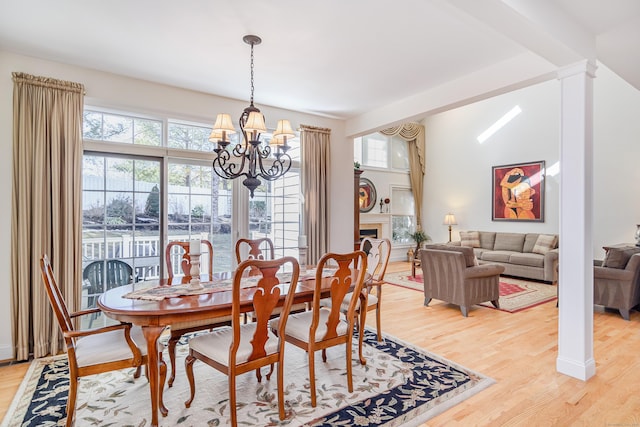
[2,261,639,425]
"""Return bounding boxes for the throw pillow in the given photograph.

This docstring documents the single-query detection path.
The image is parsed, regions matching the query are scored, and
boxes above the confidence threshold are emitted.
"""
[532,234,558,255]
[602,246,640,269]
[460,231,480,248]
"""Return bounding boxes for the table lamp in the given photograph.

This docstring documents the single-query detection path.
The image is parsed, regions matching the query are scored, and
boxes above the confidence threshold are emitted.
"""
[443,213,457,242]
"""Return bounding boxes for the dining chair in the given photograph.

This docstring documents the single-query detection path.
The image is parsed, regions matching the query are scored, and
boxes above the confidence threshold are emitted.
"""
[271,250,367,407]
[82,259,134,328]
[234,237,275,275]
[236,237,306,319]
[165,239,214,281]
[164,239,232,387]
[342,237,391,357]
[184,256,300,426]
[40,254,166,427]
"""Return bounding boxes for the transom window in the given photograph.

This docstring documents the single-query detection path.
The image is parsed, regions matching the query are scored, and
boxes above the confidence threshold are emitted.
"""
[354,133,408,170]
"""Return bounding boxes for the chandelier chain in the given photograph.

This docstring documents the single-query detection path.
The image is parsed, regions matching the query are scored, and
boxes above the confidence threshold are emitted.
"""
[249,42,255,105]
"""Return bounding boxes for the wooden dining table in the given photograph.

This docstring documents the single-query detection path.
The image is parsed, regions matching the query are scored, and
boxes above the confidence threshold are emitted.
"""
[97,269,365,427]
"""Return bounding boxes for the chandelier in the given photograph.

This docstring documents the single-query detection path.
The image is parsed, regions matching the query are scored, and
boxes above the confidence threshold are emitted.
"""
[209,35,293,198]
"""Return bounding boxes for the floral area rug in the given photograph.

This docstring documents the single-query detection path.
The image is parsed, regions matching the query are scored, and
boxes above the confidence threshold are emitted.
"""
[2,329,494,427]
[385,271,557,313]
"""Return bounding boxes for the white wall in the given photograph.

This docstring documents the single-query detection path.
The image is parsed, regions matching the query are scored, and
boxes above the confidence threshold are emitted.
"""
[593,65,640,259]
[422,79,561,244]
[0,51,352,360]
[418,64,640,260]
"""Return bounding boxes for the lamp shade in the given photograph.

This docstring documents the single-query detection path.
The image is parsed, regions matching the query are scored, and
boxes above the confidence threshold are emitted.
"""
[243,111,267,133]
[271,119,295,146]
[209,113,236,142]
[443,213,457,225]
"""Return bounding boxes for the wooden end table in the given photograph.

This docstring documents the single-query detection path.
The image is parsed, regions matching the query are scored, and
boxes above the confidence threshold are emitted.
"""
[411,257,421,277]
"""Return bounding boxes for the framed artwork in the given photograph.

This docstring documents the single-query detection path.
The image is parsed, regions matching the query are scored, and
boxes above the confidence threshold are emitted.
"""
[358,177,377,213]
[492,161,545,222]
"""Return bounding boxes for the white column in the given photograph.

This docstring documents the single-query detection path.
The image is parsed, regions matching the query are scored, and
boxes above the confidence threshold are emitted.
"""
[556,60,597,381]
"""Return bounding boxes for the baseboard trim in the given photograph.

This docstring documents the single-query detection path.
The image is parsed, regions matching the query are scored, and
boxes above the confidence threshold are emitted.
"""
[556,355,596,381]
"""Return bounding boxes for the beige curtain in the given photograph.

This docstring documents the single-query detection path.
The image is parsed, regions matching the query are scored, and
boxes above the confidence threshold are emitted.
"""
[11,72,84,360]
[380,123,425,229]
[300,124,331,264]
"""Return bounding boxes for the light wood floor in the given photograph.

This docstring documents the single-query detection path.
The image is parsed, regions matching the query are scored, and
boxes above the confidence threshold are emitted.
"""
[2,261,639,425]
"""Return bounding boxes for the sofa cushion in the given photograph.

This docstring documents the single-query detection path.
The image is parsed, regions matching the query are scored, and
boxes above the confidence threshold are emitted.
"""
[426,244,477,267]
[602,246,640,269]
[508,252,545,268]
[532,234,558,255]
[480,250,514,263]
[493,233,526,252]
[460,231,480,248]
[478,232,496,250]
[523,234,539,253]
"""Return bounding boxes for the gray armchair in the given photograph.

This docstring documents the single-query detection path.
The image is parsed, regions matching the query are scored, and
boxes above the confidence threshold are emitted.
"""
[420,247,505,317]
[594,253,640,320]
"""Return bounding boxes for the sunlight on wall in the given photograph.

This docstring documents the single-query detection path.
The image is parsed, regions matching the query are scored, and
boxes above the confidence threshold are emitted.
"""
[546,161,560,177]
[477,105,522,143]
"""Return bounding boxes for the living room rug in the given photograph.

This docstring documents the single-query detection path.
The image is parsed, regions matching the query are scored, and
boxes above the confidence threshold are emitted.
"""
[2,329,494,427]
[385,271,557,313]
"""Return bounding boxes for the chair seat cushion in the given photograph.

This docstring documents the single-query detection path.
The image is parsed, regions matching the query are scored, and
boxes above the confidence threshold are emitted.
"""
[75,325,159,368]
[340,292,378,311]
[188,323,278,366]
[171,315,233,331]
[271,308,348,342]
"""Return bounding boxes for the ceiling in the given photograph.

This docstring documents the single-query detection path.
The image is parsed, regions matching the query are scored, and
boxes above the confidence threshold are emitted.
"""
[1,0,638,120]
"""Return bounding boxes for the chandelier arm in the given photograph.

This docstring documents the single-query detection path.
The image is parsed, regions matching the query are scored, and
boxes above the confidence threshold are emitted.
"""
[257,153,292,180]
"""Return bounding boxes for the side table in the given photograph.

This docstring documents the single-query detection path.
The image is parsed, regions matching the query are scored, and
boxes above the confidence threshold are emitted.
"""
[411,257,421,277]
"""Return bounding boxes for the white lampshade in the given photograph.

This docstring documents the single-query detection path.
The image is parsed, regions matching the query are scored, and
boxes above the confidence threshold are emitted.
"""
[243,111,267,133]
[209,113,236,142]
[443,213,457,225]
[271,119,294,146]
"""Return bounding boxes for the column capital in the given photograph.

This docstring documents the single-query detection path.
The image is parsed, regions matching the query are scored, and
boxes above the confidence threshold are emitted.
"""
[557,59,597,80]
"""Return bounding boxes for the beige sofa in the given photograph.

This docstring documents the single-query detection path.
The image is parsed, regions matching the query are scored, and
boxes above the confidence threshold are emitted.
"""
[450,231,558,283]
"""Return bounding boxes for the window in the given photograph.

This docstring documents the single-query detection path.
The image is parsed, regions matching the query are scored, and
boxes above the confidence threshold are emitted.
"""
[82,108,301,324]
[390,187,415,244]
[354,133,408,170]
[82,154,162,320]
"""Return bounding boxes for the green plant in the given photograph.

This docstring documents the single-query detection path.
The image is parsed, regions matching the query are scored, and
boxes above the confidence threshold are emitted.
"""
[411,230,430,244]
[354,161,361,169]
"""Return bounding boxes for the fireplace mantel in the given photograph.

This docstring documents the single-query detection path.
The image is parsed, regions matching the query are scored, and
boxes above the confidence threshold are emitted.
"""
[360,213,391,241]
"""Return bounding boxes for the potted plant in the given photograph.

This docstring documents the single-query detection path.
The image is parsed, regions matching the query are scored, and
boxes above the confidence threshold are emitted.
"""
[411,230,430,256]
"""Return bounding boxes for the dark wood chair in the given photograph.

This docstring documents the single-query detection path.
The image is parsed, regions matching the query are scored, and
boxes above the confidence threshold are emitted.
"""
[164,239,232,387]
[271,251,367,407]
[40,254,165,426]
[184,256,301,426]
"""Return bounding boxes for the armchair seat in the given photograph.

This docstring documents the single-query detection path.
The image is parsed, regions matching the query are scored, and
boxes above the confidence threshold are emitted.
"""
[420,247,504,317]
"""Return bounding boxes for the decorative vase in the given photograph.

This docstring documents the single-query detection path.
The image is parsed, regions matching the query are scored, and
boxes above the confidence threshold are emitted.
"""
[635,224,640,247]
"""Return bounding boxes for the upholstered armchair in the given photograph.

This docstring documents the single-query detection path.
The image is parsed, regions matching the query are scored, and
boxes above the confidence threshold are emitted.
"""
[594,252,640,320]
[420,247,505,317]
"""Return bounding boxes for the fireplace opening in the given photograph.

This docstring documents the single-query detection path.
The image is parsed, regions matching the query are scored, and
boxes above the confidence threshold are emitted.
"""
[359,228,378,240]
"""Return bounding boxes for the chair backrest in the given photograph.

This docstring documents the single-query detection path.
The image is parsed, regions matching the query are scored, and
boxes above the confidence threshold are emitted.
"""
[312,251,367,340]
[83,259,134,294]
[231,257,300,363]
[235,237,275,275]
[359,237,391,282]
[165,240,214,280]
[40,255,74,337]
